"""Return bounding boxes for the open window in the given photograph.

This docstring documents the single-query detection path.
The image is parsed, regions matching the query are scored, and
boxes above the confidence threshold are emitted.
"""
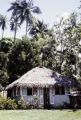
[13,87,16,96]
[33,87,37,95]
[16,87,20,96]
[55,86,65,95]
[61,86,65,94]
[27,88,32,96]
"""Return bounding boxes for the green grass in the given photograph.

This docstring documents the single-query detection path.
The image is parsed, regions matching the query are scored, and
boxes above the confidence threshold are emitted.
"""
[0,110,81,120]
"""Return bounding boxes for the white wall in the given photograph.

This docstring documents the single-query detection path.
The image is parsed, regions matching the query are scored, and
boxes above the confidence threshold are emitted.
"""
[21,87,44,105]
[19,87,70,107]
[53,95,70,107]
[50,87,70,107]
[22,96,34,104]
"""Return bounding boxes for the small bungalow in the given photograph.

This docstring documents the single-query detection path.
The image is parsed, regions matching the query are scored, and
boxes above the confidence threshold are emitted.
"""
[6,67,77,108]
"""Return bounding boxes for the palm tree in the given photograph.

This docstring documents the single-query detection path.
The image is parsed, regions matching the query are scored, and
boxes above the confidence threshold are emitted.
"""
[8,0,41,41]
[8,0,21,43]
[29,20,48,38]
[0,15,7,40]
[10,17,20,43]
[19,0,41,38]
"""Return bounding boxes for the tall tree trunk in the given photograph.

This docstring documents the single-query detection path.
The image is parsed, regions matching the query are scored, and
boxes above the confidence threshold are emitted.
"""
[13,13,18,44]
[60,38,63,74]
[59,31,63,74]
[26,20,28,38]
[14,21,17,44]
[2,30,4,40]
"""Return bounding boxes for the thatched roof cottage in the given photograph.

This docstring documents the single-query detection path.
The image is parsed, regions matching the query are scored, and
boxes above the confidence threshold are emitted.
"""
[6,67,77,108]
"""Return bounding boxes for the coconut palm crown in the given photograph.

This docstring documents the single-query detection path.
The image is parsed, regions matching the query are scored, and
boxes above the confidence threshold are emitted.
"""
[0,15,7,39]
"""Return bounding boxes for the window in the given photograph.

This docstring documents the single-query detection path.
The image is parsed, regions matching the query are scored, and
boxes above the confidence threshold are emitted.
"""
[22,87,27,96]
[16,87,20,96]
[33,87,37,95]
[55,86,60,95]
[55,86,65,95]
[27,88,32,96]
[61,86,65,94]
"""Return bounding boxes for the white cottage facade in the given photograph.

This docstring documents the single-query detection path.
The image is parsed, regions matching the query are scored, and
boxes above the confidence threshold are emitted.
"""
[6,67,76,108]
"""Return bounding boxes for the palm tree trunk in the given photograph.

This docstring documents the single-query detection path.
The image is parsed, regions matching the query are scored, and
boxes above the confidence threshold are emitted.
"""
[14,24,17,44]
[2,30,4,40]
[13,13,18,44]
[26,19,28,38]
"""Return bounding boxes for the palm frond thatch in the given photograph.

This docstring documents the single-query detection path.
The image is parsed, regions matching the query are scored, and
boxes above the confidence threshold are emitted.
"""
[6,67,77,90]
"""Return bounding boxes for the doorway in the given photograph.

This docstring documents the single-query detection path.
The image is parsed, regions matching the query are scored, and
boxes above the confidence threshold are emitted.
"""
[43,88,50,108]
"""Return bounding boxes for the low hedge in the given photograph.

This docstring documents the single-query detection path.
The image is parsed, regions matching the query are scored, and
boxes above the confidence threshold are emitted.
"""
[0,96,43,110]
[0,97,18,110]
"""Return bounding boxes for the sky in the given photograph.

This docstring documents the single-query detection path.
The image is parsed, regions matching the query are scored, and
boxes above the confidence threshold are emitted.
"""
[0,0,80,38]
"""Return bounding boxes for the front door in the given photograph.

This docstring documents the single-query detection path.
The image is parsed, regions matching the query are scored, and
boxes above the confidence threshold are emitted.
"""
[43,88,50,108]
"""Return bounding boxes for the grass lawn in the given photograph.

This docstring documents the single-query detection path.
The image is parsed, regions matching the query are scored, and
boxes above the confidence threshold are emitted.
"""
[0,110,81,120]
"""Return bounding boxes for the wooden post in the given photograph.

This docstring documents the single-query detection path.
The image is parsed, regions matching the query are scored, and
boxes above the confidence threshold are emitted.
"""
[20,87,22,96]
[12,88,14,97]
[16,86,17,96]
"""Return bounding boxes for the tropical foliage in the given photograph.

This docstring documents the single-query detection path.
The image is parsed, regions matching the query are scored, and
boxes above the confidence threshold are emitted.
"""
[0,0,81,89]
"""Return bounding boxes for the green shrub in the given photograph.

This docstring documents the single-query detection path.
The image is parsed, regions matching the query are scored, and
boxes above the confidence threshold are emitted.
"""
[0,98,6,109]
[31,95,39,109]
[0,97,18,110]
[5,98,18,110]
[17,97,27,109]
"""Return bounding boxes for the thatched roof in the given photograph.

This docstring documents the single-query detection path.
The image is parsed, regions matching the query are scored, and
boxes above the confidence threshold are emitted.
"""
[6,67,76,90]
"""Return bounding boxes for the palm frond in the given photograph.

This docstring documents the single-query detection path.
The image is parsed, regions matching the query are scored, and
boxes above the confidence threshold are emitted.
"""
[10,21,15,31]
[32,6,41,14]
[0,15,7,30]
